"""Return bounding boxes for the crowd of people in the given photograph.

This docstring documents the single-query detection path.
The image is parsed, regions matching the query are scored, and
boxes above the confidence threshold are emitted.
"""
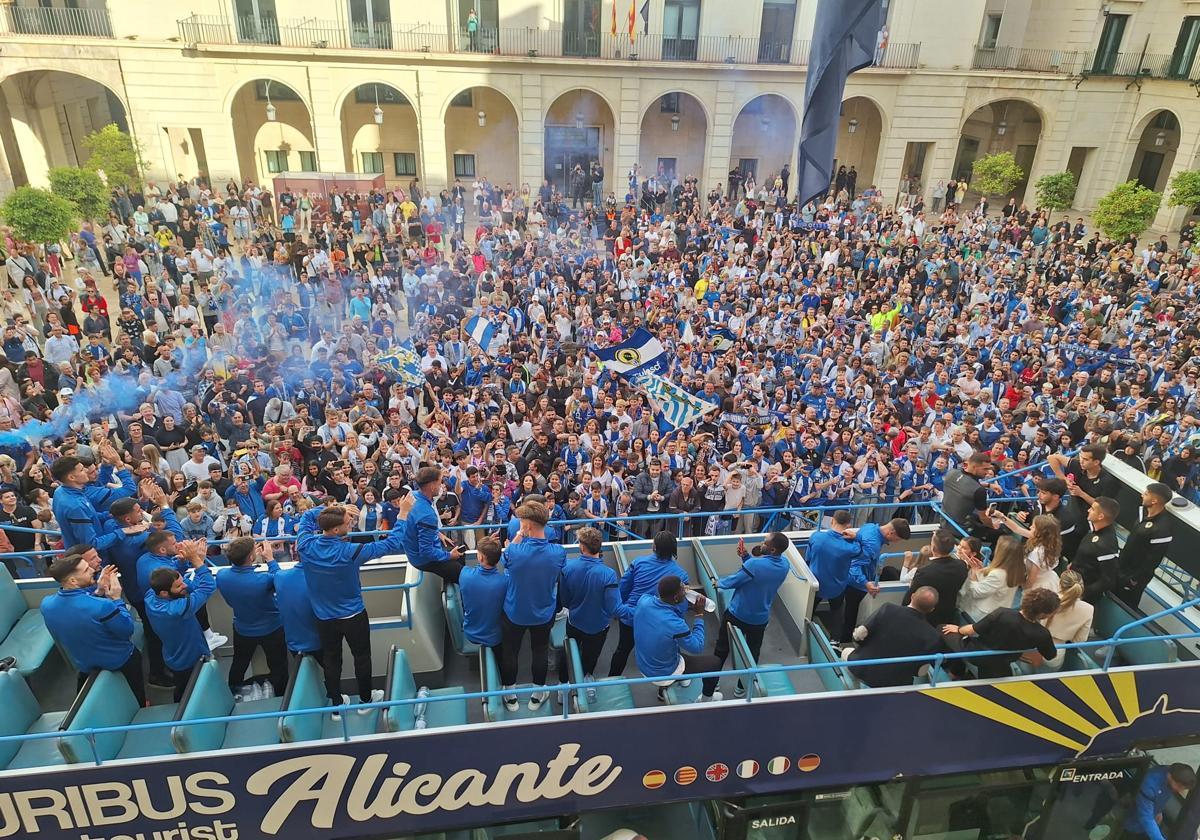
[0,151,1197,715]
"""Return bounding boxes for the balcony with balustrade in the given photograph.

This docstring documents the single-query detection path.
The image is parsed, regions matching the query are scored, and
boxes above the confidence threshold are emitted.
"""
[0,2,112,38]
[175,14,920,70]
[972,44,1200,82]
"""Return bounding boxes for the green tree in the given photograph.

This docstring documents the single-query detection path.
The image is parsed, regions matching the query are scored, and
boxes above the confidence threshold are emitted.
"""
[1034,171,1077,211]
[971,151,1025,197]
[1167,169,1200,209]
[48,166,109,220]
[0,186,76,244]
[82,123,143,189]
[1093,180,1162,241]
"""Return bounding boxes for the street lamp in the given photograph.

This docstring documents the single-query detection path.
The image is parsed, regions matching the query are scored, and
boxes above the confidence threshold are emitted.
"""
[574,112,584,129]
[1155,130,1166,146]
[373,85,383,125]
[670,114,681,132]
[478,110,487,127]
[996,119,1007,136]
[264,80,276,122]
[847,118,859,134]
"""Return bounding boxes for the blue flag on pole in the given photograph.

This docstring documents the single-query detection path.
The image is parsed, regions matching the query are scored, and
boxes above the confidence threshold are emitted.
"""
[592,327,668,377]
[465,315,496,351]
[376,341,426,387]
[796,0,885,208]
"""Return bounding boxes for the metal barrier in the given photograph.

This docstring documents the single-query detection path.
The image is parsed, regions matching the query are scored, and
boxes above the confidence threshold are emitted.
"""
[2,604,1197,767]
[1,5,113,38]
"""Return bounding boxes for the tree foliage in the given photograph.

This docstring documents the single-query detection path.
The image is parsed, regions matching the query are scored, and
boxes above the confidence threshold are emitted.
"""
[48,166,108,220]
[1167,169,1200,209]
[82,123,142,189]
[971,152,1025,197]
[1034,171,1077,211]
[1093,180,1162,241]
[0,186,76,244]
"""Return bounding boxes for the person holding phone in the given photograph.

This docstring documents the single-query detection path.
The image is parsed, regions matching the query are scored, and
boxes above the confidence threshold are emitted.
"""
[401,466,465,584]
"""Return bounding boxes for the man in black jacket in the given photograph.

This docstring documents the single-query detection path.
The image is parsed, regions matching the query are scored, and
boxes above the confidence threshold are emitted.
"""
[903,528,968,627]
[848,586,943,687]
[1070,496,1121,605]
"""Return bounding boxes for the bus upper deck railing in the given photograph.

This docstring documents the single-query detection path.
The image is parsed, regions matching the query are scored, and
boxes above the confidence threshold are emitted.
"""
[1,598,1198,769]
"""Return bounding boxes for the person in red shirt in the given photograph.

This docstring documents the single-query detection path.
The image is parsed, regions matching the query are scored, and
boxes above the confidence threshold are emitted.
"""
[262,464,301,504]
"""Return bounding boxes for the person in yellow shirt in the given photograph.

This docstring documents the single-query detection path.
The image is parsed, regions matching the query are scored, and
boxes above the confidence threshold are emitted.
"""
[693,276,709,301]
[399,198,417,238]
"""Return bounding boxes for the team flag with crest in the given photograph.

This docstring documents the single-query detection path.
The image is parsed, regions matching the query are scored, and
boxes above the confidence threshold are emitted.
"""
[376,341,426,387]
[592,327,668,377]
[708,327,737,351]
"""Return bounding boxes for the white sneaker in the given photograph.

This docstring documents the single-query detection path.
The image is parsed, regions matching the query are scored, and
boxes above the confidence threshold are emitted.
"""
[502,686,519,712]
[204,629,228,650]
[698,691,724,703]
[528,689,549,711]
[245,682,263,702]
[330,694,351,720]
[262,681,275,699]
[357,688,384,715]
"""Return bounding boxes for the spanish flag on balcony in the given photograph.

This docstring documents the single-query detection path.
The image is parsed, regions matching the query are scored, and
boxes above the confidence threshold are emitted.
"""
[628,0,636,44]
[611,0,617,36]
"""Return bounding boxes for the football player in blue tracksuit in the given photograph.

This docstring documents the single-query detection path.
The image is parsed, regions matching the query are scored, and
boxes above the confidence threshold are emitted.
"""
[216,537,287,696]
[499,500,566,712]
[839,518,911,643]
[50,456,123,555]
[633,575,719,703]
[804,509,862,642]
[704,532,792,699]
[274,556,322,659]
[297,501,406,709]
[401,467,465,583]
[458,536,507,651]
[556,526,626,692]
[41,554,144,706]
[144,540,216,701]
[607,531,690,677]
[85,451,138,510]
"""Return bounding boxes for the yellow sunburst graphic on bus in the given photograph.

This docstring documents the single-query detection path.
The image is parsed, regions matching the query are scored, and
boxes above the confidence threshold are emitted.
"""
[919,672,1195,757]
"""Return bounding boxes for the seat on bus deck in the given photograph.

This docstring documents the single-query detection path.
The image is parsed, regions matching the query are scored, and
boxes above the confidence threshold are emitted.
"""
[278,654,379,741]
[729,625,795,697]
[0,564,55,680]
[385,646,468,731]
[443,584,481,657]
[804,621,853,692]
[58,670,179,762]
[479,646,555,722]
[1093,595,1176,666]
[172,658,283,754]
[692,542,732,617]
[0,668,69,770]
[565,638,634,714]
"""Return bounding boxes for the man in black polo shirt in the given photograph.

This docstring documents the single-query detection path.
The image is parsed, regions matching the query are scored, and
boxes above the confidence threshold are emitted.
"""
[0,488,42,576]
[1049,443,1120,510]
[1030,477,1084,561]
[902,528,967,627]
[1115,482,1174,610]
[1070,496,1121,605]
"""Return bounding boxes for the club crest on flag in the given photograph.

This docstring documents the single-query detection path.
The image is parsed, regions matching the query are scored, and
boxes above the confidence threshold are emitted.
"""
[375,343,426,388]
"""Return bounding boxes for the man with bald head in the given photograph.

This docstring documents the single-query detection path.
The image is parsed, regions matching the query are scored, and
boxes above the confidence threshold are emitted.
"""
[846,585,944,687]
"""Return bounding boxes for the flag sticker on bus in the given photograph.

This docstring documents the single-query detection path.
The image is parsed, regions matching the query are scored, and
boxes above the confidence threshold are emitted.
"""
[768,756,791,775]
[737,759,760,778]
[705,763,730,782]
[797,754,822,772]
[674,766,698,785]
[642,770,666,789]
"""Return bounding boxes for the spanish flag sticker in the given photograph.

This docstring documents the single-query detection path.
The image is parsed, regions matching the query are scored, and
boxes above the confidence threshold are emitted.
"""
[642,770,666,789]
[797,754,821,772]
[674,766,698,785]
[767,756,791,775]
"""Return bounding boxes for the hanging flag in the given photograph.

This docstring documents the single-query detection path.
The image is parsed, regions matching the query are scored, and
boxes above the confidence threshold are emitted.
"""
[639,0,650,34]
[708,327,737,351]
[631,369,719,431]
[610,0,617,36]
[796,0,885,207]
[592,327,668,377]
[463,314,496,351]
[678,319,697,344]
[628,0,637,44]
[376,342,426,388]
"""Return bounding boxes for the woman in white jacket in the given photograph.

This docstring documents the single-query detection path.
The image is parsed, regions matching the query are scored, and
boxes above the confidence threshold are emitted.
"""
[959,535,1026,619]
[1040,571,1093,671]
